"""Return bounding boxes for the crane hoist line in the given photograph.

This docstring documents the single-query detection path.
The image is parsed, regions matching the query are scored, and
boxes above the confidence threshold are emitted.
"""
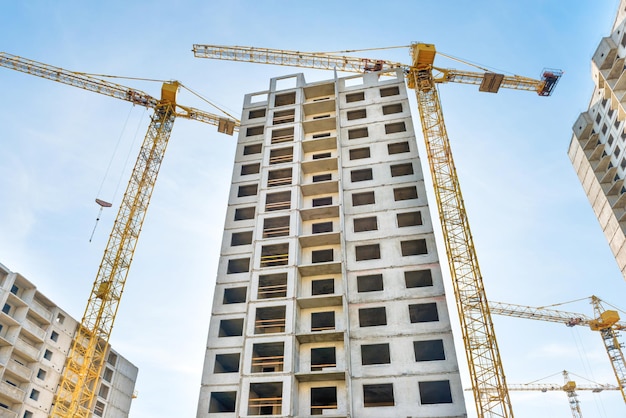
[0,51,239,418]
[193,42,562,418]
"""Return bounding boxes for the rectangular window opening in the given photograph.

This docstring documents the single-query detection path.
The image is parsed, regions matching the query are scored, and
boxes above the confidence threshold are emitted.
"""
[231,231,253,246]
[312,222,333,234]
[258,273,288,299]
[352,191,375,206]
[354,216,378,232]
[238,184,258,197]
[214,353,241,373]
[312,249,334,263]
[227,258,250,274]
[393,186,418,201]
[380,86,400,97]
[263,216,290,238]
[248,108,266,119]
[243,143,262,155]
[311,347,336,371]
[382,103,403,115]
[359,307,387,327]
[234,207,255,221]
[397,211,423,227]
[261,244,289,267]
[390,162,414,177]
[419,380,453,404]
[218,318,244,337]
[388,141,410,154]
[363,383,394,407]
[414,340,446,362]
[348,127,368,140]
[409,303,439,323]
[312,278,334,295]
[346,92,365,103]
[355,244,381,261]
[209,391,237,413]
[266,191,291,211]
[349,147,370,160]
[361,343,390,365]
[241,163,260,175]
[401,239,428,256]
[255,306,286,334]
[248,382,283,415]
[351,168,373,182]
[347,109,367,120]
[311,386,338,415]
[357,274,383,292]
[251,342,284,373]
[246,125,264,137]
[223,287,247,304]
[311,311,335,332]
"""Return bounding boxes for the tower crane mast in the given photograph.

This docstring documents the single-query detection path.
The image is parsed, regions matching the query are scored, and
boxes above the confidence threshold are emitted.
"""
[490,296,626,403]
[0,52,238,418]
[193,42,562,418]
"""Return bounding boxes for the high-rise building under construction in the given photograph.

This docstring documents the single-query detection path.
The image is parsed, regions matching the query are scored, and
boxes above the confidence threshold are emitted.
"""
[196,69,467,417]
[569,0,626,281]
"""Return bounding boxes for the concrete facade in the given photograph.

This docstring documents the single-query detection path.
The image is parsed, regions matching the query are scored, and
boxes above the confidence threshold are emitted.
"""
[569,0,626,281]
[0,262,137,418]
[197,70,466,417]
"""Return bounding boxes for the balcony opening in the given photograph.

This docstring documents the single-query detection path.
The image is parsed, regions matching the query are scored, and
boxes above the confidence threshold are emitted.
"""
[358,307,387,327]
[393,186,418,201]
[312,152,331,160]
[254,306,286,334]
[258,273,288,299]
[312,132,331,139]
[311,386,338,415]
[312,278,334,295]
[388,141,410,154]
[218,318,244,337]
[312,196,333,207]
[352,191,375,206]
[263,216,290,238]
[348,127,368,140]
[231,231,253,246]
[346,91,365,103]
[401,239,428,256]
[238,184,258,197]
[275,92,296,106]
[313,114,331,120]
[419,380,453,404]
[350,168,373,182]
[363,383,395,407]
[311,311,335,331]
[223,287,247,304]
[361,343,390,365]
[355,244,380,261]
[409,303,439,323]
[251,342,284,373]
[390,163,414,177]
[241,163,260,176]
[347,109,367,120]
[209,391,237,413]
[265,191,291,211]
[227,258,250,274]
[261,244,289,267]
[243,143,262,155]
[382,103,403,115]
[248,108,266,119]
[353,216,378,232]
[234,207,255,220]
[312,222,333,234]
[269,147,293,165]
[273,109,295,125]
[357,274,383,292]
[312,249,333,263]
[271,127,295,144]
[380,86,400,97]
[405,269,433,288]
[311,347,336,371]
[385,122,406,134]
[312,173,332,183]
[349,147,370,160]
[414,339,445,362]
[214,353,241,373]
[397,211,422,227]
[248,382,283,415]
[268,168,292,187]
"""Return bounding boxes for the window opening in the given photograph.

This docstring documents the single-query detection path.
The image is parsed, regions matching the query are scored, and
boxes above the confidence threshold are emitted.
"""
[311,386,338,415]
[409,303,439,323]
[255,306,286,334]
[214,353,241,373]
[363,383,395,407]
[246,125,264,137]
[238,184,258,197]
[266,191,291,211]
[361,343,390,365]
[414,340,445,361]
[393,186,418,201]
[348,127,368,139]
[312,196,333,207]
[354,216,378,232]
[352,191,375,206]
[312,249,334,263]
[355,244,381,261]
[397,211,423,227]
[261,244,289,267]
[390,162,414,177]
[382,103,403,115]
[401,239,428,256]
[351,168,373,182]
[271,127,295,144]
[251,342,284,373]
[269,147,293,164]
[241,163,260,175]
[388,141,410,154]
[359,307,387,327]
[311,347,336,371]
[346,92,365,103]
[347,109,367,120]
[248,382,283,415]
[312,278,334,295]
[263,216,290,238]
[405,269,433,288]
[258,273,288,299]
[357,274,383,292]
[312,173,332,182]
[248,108,266,119]
[218,319,244,337]
[312,222,333,234]
[349,147,370,160]
[227,258,250,274]
[223,287,247,304]
[419,380,453,404]
[231,231,253,246]
[234,207,255,220]
[209,391,237,413]
[380,86,400,97]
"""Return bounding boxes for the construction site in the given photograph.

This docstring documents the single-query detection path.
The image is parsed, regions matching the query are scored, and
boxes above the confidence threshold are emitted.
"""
[0,1,625,418]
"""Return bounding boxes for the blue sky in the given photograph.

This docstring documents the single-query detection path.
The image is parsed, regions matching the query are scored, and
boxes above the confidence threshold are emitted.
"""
[1,1,625,417]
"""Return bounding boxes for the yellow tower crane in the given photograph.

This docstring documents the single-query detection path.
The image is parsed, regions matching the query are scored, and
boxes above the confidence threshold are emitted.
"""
[192,42,562,418]
[476,370,620,418]
[490,296,626,403]
[0,52,239,418]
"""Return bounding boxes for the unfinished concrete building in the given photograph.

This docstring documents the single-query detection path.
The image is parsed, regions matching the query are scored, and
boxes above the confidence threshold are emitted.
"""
[196,70,467,417]
[0,262,137,418]
[569,0,626,281]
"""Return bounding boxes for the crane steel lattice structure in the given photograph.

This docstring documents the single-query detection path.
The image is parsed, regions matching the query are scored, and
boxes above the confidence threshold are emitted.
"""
[478,370,619,418]
[490,296,626,404]
[192,42,562,418]
[0,52,239,418]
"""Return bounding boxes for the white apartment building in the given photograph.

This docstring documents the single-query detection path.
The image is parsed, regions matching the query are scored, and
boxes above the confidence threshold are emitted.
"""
[197,69,467,417]
[0,262,137,418]
[569,0,626,281]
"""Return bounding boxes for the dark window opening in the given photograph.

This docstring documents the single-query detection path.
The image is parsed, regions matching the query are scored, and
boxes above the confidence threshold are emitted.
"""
[349,147,370,160]
[271,127,295,144]
[268,168,292,187]
[405,270,433,288]
[355,244,380,261]
[380,86,400,97]
[263,216,290,238]
[401,239,428,256]
[394,186,418,201]
[347,109,367,120]
[269,147,293,164]
[409,303,439,323]
[227,258,250,274]
[273,108,295,125]
[361,343,390,365]
[382,103,403,115]
[258,273,288,299]
[248,382,283,415]
[209,391,237,413]
[419,380,453,404]
[352,191,375,206]
[266,191,291,211]
[311,311,335,331]
[223,287,247,304]
[255,306,286,334]
[312,152,332,160]
[359,307,387,327]
[248,108,266,119]
[363,383,395,407]
[261,244,289,267]
[397,211,423,227]
[390,163,414,177]
[312,222,333,234]
[311,347,336,371]
[312,249,334,263]
[312,278,334,295]
[251,342,284,373]
[234,207,255,220]
[218,319,244,337]
[311,386,338,415]
[348,127,368,139]
[313,173,332,182]
[312,196,333,207]
[351,168,373,182]
[241,163,260,175]
[414,340,446,362]
[354,216,378,232]
[238,184,258,197]
[357,274,383,292]
[346,92,365,103]
[385,122,406,134]
[388,141,410,154]
[246,125,264,137]
[231,231,253,246]
[275,92,296,106]
[214,353,241,373]
[243,143,262,155]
